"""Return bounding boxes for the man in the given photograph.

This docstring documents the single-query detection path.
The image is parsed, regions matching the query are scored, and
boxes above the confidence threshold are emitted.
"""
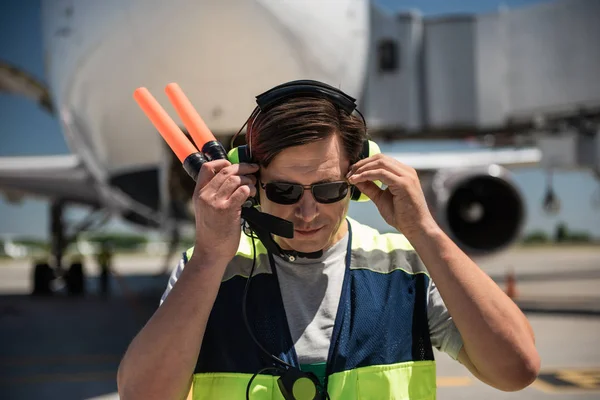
[117,80,540,399]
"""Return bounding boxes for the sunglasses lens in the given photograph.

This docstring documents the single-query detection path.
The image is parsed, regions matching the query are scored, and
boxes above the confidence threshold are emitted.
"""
[313,182,349,204]
[265,183,303,205]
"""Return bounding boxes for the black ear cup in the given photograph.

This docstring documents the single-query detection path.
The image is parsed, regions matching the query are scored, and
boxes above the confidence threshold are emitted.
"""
[227,145,260,205]
[228,145,251,164]
[350,140,381,202]
[349,186,361,201]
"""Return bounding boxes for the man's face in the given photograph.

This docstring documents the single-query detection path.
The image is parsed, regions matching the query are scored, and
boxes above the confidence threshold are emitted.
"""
[258,134,351,253]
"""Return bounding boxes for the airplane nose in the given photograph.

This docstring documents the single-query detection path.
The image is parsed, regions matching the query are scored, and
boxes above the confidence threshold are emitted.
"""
[45,0,368,174]
[119,0,368,132]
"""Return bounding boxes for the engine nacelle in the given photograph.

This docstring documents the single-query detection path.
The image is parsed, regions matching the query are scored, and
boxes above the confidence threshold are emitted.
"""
[425,165,525,256]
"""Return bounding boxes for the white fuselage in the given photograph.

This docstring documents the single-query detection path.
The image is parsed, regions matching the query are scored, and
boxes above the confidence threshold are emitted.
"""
[41,0,370,178]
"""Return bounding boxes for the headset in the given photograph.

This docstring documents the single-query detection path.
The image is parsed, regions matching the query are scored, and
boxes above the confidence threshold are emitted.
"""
[228,80,381,400]
[228,79,381,203]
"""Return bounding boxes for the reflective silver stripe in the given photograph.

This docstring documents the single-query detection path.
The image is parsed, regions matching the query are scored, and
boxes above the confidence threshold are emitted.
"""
[185,234,273,282]
[222,252,272,282]
[185,220,428,279]
[348,218,430,276]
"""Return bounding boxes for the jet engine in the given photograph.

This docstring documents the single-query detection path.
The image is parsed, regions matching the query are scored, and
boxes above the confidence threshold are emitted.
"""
[425,165,525,256]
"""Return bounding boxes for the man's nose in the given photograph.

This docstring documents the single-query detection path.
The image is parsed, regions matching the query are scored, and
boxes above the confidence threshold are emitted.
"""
[294,190,318,222]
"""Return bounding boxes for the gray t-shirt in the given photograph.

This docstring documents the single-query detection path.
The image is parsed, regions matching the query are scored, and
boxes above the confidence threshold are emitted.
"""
[160,232,463,364]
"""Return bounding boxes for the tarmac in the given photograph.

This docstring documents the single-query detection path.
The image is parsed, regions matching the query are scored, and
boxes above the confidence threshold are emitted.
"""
[1,245,599,399]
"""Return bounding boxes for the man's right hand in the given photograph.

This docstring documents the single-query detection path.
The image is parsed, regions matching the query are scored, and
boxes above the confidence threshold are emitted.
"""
[191,159,259,266]
[118,158,257,400]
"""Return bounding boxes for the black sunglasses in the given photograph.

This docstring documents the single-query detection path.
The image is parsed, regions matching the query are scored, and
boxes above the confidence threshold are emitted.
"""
[260,180,350,205]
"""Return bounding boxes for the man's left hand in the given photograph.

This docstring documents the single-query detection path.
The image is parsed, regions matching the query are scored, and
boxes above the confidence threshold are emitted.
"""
[347,154,435,237]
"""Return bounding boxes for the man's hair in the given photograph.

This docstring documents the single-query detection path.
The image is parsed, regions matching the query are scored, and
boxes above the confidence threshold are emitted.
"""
[246,96,367,167]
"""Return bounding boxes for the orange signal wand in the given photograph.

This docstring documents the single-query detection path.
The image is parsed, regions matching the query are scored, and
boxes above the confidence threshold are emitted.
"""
[133,87,207,181]
[164,82,228,161]
[165,83,215,148]
[133,87,197,162]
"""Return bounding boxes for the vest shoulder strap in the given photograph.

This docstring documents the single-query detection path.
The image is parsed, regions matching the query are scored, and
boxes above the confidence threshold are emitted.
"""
[347,217,429,277]
[183,231,272,281]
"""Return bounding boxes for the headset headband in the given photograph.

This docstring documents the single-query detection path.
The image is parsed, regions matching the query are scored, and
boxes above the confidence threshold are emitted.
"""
[231,79,367,160]
[255,79,358,114]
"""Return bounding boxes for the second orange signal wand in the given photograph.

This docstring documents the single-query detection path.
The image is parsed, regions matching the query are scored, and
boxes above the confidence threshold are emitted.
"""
[133,86,214,182]
[164,83,228,162]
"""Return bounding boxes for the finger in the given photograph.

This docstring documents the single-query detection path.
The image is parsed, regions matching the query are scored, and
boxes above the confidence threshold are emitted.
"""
[349,168,405,188]
[229,184,254,207]
[196,159,231,189]
[235,162,261,176]
[218,175,255,200]
[350,155,413,178]
[350,158,419,191]
[350,153,390,172]
[247,182,257,199]
[207,162,259,190]
[354,181,383,202]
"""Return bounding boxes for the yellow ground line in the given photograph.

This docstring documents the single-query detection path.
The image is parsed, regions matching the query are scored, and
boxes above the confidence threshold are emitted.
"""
[533,368,600,393]
[531,379,559,393]
[532,379,600,394]
[437,376,473,387]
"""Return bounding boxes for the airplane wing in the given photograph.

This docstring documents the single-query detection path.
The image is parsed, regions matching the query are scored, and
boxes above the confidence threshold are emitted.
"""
[0,146,541,211]
[0,154,101,206]
[386,147,542,171]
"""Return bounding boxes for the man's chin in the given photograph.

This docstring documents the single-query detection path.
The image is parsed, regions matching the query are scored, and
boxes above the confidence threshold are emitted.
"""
[279,238,326,254]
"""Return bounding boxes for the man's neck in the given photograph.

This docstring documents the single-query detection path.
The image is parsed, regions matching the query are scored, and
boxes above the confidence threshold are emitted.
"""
[327,218,348,251]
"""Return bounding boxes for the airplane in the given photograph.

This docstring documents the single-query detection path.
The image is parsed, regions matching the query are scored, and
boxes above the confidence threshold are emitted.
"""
[1,0,598,292]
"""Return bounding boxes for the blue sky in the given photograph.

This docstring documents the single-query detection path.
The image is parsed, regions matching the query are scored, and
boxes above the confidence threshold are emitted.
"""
[1,0,599,240]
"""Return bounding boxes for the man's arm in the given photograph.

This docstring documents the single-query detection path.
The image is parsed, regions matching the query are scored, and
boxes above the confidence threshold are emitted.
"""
[348,154,540,391]
[117,256,227,400]
[411,224,539,391]
[117,160,259,400]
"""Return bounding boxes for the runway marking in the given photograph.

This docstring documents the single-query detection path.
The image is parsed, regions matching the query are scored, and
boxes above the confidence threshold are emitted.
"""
[534,368,600,393]
[436,376,473,387]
